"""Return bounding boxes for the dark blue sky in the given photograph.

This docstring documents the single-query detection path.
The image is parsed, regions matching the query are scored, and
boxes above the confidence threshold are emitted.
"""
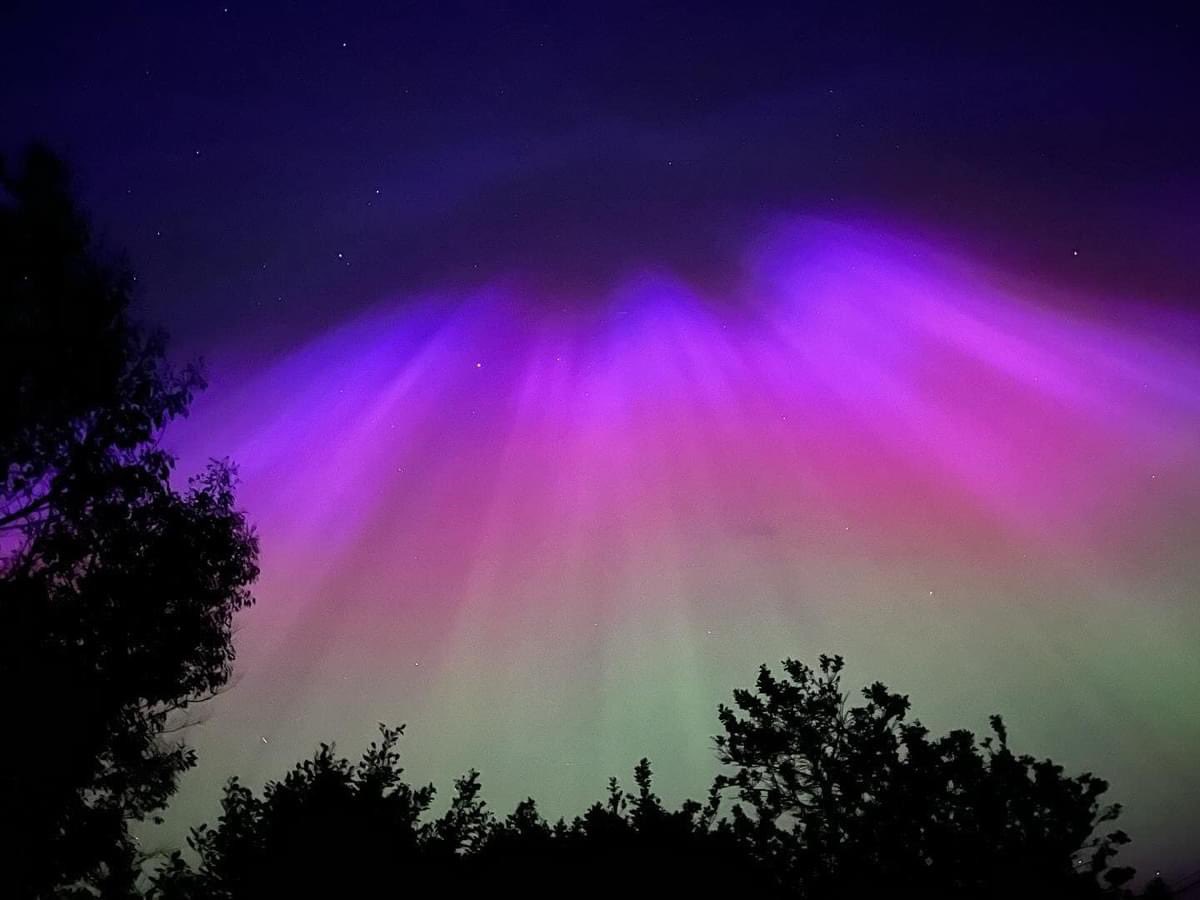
[3,2,1196,357]
[3,2,1196,358]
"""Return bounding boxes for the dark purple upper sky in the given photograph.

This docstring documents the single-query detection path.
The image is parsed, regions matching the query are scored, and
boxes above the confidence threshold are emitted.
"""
[2,2,1196,359]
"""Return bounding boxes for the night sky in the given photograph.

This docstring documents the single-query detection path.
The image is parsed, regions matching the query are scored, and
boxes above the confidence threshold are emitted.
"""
[4,1,1199,884]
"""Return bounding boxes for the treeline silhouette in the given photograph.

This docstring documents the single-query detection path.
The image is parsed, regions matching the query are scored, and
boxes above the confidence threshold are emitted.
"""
[148,656,1143,900]
[0,146,1167,898]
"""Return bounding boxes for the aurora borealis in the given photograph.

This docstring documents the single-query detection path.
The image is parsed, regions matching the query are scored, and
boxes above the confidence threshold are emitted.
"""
[5,0,1198,886]
[159,218,1200,875]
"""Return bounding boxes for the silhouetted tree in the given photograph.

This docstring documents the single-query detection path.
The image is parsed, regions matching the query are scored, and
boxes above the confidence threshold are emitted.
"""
[1,146,259,898]
[149,727,779,900]
[476,757,776,899]
[714,653,1135,898]
[154,652,1144,899]
[158,656,1144,899]
[151,725,437,899]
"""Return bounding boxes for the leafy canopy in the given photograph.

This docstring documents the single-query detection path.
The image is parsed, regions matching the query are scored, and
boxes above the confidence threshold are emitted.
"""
[0,146,259,899]
[151,654,1136,899]
[715,653,1134,898]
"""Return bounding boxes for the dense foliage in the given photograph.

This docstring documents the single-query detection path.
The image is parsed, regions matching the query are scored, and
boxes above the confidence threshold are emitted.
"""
[149,658,1138,899]
[1,147,259,898]
[714,654,1135,899]
[148,725,779,900]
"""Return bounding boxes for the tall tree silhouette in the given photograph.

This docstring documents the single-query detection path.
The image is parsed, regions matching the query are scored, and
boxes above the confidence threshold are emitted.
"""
[0,146,259,899]
[714,653,1135,898]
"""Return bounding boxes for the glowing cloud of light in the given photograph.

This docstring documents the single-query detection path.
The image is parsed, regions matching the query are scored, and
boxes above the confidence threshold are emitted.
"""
[163,219,1200,873]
